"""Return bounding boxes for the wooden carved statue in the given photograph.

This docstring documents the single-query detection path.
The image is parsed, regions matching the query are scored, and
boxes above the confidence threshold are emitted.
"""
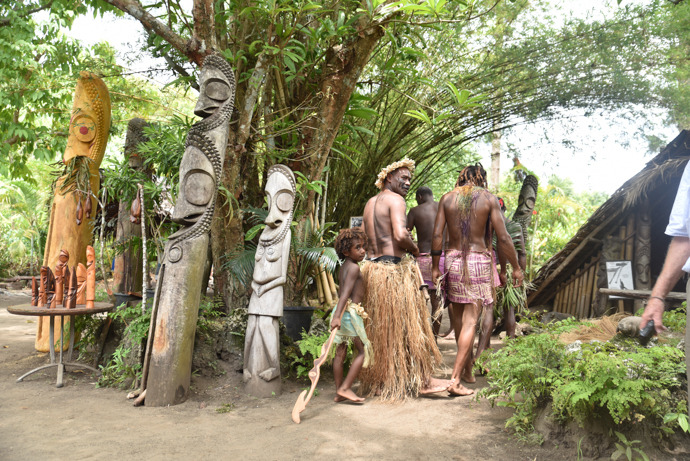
[45,268,56,309]
[511,174,539,244]
[62,266,71,307]
[53,250,70,306]
[86,245,96,309]
[66,268,78,309]
[36,72,111,351]
[244,164,296,397]
[75,263,87,304]
[141,54,235,407]
[113,118,149,296]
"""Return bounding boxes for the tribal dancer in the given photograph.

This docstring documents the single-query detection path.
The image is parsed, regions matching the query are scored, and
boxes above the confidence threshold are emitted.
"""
[360,159,450,401]
[432,164,523,396]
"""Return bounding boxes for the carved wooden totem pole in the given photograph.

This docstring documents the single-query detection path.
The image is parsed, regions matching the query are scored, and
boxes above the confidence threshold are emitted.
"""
[511,174,539,244]
[244,164,296,397]
[141,55,235,407]
[36,72,111,351]
[113,118,150,298]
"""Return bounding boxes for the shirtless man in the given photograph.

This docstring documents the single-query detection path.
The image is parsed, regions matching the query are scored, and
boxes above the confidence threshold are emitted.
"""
[363,163,419,260]
[407,186,445,336]
[432,164,523,396]
[475,197,527,361]
[360,158,450,399]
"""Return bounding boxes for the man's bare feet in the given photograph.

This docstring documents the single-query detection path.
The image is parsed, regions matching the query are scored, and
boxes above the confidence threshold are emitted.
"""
[334,394,346,402]
[419,377,452,395]
[336,388,365,403]
[461,370,476,384]
[448,384,475,396]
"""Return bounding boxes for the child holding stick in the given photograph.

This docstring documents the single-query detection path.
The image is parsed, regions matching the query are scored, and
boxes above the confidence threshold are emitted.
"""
[331,227,373,403]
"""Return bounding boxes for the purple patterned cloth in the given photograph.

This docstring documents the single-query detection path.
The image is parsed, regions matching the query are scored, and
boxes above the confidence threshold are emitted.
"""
[417,253,445,290]
[444,249,500,305]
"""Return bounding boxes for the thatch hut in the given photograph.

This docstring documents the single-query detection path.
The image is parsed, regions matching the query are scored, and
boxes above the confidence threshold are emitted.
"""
[528,130,690,318]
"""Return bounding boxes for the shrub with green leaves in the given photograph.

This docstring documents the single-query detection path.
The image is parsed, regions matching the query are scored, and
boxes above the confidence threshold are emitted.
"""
[477,316,688,441]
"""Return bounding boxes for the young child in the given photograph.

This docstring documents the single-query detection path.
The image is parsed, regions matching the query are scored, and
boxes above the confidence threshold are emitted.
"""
[331,227,373,403]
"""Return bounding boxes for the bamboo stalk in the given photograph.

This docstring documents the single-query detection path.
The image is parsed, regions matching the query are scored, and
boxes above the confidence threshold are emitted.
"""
[573,275,582,319]
[320,269,333,306]
[625,214,635,260]
[326,270,338,298]
[554,289,562,313]
[567,279,575,316]
[564,280,572,315]
[315,271,325,304]
[582,265,595,318]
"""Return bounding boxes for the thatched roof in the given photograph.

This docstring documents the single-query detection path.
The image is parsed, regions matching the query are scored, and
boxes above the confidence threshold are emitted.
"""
[528,130,690,306]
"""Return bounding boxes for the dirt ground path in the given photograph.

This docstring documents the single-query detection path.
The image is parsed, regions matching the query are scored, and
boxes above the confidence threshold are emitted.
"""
[1,290,577,460]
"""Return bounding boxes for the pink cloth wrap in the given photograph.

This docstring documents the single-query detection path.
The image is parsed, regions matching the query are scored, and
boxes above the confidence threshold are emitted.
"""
[417,253,445,290]
[444,249,500,305]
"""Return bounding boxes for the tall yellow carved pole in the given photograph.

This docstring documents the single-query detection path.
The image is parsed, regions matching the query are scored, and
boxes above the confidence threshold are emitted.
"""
[36,72,111,352]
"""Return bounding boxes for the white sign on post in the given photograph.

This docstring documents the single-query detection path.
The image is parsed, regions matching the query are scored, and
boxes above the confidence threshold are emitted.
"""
[605,260,634,298]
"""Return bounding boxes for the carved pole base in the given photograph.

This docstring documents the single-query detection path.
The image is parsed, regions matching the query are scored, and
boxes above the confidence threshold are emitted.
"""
[145,235,208,407]
[243,314,282,398]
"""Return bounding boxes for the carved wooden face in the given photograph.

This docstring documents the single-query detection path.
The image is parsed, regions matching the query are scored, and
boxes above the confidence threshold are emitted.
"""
[514,183,537,220]
[173,145,215,224]
[261,169,295,242]
[63,73,111,167]
[194,65,234,118]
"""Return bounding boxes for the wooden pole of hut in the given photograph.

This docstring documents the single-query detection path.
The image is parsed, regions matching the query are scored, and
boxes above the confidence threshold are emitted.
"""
[633,199,652,312]
[617,225,627,313]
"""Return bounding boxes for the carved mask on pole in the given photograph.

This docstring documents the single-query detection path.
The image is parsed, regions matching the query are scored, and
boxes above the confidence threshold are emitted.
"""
[172,56,235,227]
[512,175,538,225]
[261,165,296,245]
[63,71,111,167]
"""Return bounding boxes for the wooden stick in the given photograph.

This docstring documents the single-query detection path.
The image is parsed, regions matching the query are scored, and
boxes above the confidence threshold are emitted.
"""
[292,308,345,424]
[139,184,147,314]
[315,271,325,304]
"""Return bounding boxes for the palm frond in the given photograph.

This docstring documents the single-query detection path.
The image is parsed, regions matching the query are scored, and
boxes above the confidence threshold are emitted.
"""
[223,243,258,288]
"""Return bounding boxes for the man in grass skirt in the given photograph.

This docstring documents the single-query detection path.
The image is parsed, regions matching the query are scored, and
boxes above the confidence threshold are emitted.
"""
[360,158,451,401]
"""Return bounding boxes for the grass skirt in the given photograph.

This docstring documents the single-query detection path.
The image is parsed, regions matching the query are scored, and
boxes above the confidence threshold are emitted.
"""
[359,257,442,401]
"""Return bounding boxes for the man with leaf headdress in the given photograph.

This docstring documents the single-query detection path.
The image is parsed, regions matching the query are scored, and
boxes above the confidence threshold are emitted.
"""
[432,163,523,396]
[360,158,450,400]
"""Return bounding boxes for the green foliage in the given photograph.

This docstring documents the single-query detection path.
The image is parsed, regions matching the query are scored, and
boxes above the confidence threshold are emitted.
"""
[477,317,688,441]
[611,431,649,461]
[0,160,52,275]
[282,329,354,379]
[216,402,235,413]
[196,297,226,340]
[662,307,687,333]
[98,302,151,389]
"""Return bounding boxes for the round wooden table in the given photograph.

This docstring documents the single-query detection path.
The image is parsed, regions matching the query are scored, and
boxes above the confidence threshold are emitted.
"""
[8,303,114,387]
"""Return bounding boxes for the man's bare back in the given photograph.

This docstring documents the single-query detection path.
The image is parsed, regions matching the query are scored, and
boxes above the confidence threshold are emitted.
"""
[437,187,494,253]
[406,188,438,254]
